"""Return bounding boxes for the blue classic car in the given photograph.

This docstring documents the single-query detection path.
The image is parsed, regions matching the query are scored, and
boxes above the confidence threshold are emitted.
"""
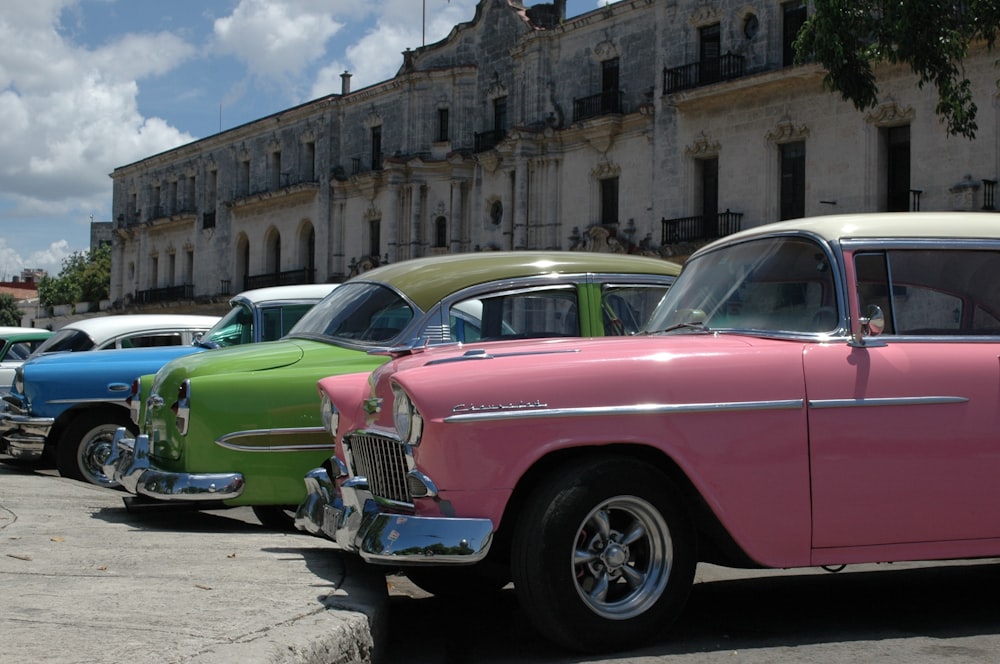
[0,284,335,486]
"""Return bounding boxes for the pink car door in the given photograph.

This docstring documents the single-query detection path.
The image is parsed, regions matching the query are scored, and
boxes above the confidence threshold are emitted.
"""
[805,247,1000,552]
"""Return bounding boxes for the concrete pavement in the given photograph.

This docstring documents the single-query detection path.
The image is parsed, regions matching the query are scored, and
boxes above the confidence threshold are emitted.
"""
[0,463,386,664]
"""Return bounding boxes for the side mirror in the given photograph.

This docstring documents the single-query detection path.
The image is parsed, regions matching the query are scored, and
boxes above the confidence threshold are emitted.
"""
[852,304,885,346]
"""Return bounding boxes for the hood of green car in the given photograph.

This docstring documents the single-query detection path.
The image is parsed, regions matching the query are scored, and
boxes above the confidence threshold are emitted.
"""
[157,338,316,378]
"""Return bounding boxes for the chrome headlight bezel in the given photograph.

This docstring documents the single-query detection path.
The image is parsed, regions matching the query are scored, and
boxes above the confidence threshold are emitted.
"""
[392,384,423,446]
[320,392,339,438]
[13,367,23,396]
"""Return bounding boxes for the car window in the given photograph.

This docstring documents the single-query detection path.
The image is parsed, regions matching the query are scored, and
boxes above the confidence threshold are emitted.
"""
[202,304,255,347]
[116,332,186,349]
[288,282,416,345]
[448,287,579,342]
[602,284,671,335]
[5,342,40,361]
[648,236,837,333]
[30,329,95,355]
[856,249,1000,335]
[262,303,315,340]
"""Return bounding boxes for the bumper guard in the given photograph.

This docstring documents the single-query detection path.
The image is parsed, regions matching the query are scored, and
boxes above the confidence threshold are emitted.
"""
[295,463,494,565]
[103,428,245,501]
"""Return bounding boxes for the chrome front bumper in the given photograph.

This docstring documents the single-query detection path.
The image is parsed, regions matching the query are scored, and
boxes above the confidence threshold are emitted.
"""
[0,411,53,461]
[103,428,245,501]
[295,463,494,565]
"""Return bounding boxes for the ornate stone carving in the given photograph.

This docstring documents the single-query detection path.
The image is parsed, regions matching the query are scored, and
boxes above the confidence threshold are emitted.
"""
[685,132,721,157]
[590,161,621,179]
[864,99,915,127]
[766,119,810,143]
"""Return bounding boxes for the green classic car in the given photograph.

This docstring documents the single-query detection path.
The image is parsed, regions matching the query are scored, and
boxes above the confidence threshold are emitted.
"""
[105,251,681,528]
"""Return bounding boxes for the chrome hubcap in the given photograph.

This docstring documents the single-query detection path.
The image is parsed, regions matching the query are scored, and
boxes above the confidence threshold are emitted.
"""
[572,495,673,620]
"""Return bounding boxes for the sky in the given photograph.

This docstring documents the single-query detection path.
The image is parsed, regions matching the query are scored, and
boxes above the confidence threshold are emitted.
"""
[0,0,617,281]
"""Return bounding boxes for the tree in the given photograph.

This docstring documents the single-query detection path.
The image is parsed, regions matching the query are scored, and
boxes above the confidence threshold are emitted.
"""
[796,1,1000,139]
[38,244,112,308]
[0,293,22,326]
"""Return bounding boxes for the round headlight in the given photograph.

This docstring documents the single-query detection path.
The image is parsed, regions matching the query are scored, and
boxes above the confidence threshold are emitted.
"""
[320,392,339,438]
[13,367,23,396]
[392,384,423,446]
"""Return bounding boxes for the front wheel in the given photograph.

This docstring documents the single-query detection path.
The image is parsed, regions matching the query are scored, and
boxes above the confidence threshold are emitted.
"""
[511,457,696,653]
[57,412,136,487]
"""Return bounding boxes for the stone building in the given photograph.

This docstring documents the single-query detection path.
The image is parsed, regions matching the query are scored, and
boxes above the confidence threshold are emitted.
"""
[109,0,1000,306]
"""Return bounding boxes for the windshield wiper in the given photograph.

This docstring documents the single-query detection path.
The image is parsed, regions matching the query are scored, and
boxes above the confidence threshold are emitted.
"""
[649,321,709,335]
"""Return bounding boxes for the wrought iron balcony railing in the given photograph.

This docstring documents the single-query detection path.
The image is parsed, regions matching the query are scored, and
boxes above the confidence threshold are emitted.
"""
[572,90,624,122]
[243,268,315,290]
[661,210,743,244]
[663,54,746,93]
[474,129,505,153]
[134,284,194,304]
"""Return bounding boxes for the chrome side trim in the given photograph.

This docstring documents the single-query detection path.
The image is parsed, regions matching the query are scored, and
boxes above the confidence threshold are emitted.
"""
[444,399,805,423]
[48,397,127,405]
[214,426,332,452]
[808,396,968,409]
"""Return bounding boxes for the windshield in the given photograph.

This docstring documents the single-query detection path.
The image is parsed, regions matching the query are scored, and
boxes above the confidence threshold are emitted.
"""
[645,235,838,334]
[199,303,254,348]
[29,329,95,355]
[287,281,416,344]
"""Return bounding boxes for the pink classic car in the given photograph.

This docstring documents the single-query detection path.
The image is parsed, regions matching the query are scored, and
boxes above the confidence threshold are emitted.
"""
[297,212,1000,652]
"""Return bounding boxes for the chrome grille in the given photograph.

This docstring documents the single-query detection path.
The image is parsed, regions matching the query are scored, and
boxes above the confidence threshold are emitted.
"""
[345,432,411,504]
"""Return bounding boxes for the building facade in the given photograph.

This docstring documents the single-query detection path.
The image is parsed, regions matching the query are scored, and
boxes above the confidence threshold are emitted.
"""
[109,0,1000,306]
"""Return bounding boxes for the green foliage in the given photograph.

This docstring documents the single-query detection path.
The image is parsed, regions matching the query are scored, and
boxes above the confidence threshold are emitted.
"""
[37,244,112,308]
[796,1,1000,139]
[0,293,22,326]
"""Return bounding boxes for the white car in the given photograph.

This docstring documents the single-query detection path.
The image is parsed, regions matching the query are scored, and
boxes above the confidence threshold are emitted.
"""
[0,327,53,396]
[30,314,220,355]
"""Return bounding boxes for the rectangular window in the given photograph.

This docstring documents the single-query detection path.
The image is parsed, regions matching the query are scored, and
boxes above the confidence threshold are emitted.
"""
[186,250,194,284]
[271,150,282,189]
[240,159,250,196]
[369,218,381,258]
[437,108,449,142]
[493,97,507,133]
[779,141,806,220]
[885,125,911,212]
[167,253,176,287]
[304,141,316,180]
[698,157,719,237]
[700,24,721,84]
[600,177,619,226]
[187,175,196,211]
[783,2,807,66]
[169,181,178,214]
[601,58,621,113]
[371,126,382,171]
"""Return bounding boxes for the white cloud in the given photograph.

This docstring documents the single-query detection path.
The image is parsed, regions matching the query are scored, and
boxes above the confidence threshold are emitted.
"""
[0,237,73,279]
[0,0,195,254]
[213,0,346,79]
[311,0,477,94]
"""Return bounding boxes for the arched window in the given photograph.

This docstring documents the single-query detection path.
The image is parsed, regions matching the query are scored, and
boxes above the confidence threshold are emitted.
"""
[235,233,249,292]
[265,227,281,274]
[299,222,316,280]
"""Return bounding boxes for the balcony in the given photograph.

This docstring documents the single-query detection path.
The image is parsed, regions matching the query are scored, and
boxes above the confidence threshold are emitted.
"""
[661,210,743,244]
[572,90,624,122]
[134,284,194,304]
[663,54,746,93]
[474,129,505,153]
[243,268,315,290]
